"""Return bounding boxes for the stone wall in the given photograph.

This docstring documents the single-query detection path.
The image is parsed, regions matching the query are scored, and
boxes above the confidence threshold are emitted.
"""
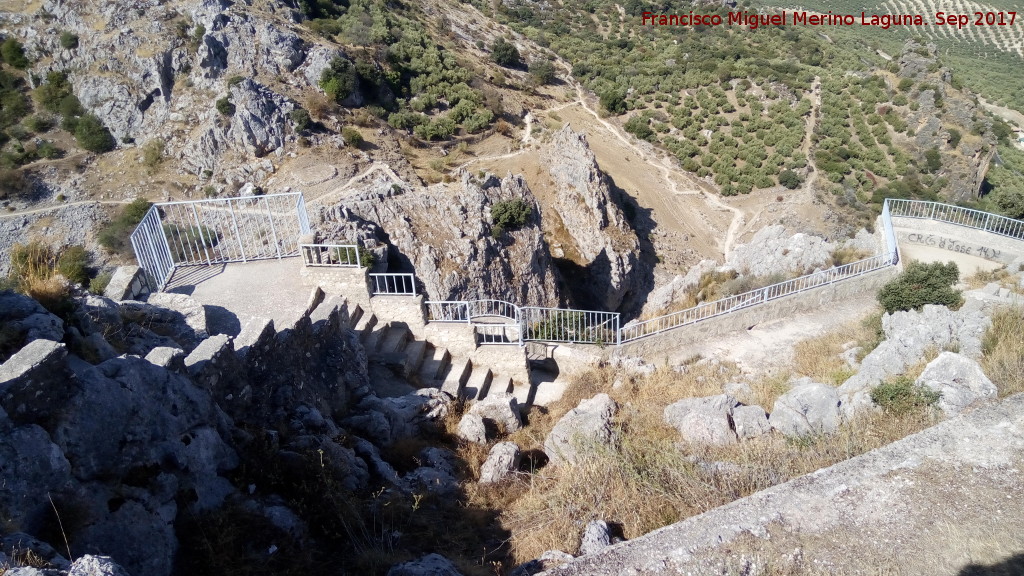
[301,266,372,307]
[893,217,1024,265]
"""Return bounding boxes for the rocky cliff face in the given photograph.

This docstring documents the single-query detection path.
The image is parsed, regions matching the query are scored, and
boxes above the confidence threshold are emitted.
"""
[319,170,564,306]
[4,0,315,185]
[544,126,646,312]
[0,288,456,576]
[896,40,996,202]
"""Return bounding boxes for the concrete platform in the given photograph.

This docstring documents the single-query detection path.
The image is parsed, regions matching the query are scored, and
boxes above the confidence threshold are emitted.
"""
[165,258,315,336]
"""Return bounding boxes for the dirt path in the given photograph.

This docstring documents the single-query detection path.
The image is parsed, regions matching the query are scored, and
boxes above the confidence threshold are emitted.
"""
[305,162,408,208]
[0,199,129,219]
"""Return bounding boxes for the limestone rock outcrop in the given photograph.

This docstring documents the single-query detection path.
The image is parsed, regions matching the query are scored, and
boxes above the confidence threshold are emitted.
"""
[916,352,997,415]
[544,393,618,466]
[479,441,521,484]
[664,394,739,445]
[322,171,563,305]
[545,125,645,311]
[769,381,842,437]
[727,225,833,278]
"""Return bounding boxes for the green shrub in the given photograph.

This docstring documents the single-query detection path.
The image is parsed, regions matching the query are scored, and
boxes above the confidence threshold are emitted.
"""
[25,115,52,133]
[529,59,556,85]
[947,128,961,148]
[290,108,311,131]
[491,199,532,232]
[778,169,802,189]
[59,31,79,49]
[141,139,164,169]
[924,146,941,173]
[216,97,235,116]
[1,38,29,69]
[227,75,245,87]
[319,57,357,104]
[491,38,521,67]
[877,260,962,314]
[870,375,940,415]
[89,271,112,295]
[341,127,363,147]
[57,245,90,285]
[74,114,116,153]
[98,198,152,255]
[624,115,653,140]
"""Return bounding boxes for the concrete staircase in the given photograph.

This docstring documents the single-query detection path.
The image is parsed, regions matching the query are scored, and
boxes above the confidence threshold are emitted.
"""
[343,302,519,402]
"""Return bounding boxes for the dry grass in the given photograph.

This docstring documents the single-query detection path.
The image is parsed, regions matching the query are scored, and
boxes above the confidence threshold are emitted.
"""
[964,266,1014,291]
[981,305,1024,397]
[7,241,73,315]
[499,396,938,563]
[791,309,885,385]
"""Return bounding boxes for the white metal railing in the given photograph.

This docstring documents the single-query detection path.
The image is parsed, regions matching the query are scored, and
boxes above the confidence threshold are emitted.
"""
[301,244,362,267]
[520,306,621,345]
[467,299,520,322]
[620,252,895,343]
[426,300,470,322]
[132,192,310,291]
[369,273,417,295]
[475,324,521,345]
[888,198,1024,240]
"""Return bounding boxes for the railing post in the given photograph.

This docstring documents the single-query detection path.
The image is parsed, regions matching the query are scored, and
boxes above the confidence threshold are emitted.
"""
[228,200,247,262]
[984,213,991,232]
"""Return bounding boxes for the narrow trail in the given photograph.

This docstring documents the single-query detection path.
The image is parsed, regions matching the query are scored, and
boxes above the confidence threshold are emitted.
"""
[0,199,129,219]
[305,162,408,208]
[568,81,745,256]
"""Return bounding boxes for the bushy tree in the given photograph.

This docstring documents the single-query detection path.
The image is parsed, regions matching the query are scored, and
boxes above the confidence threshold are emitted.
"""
[877,260,961,313]
[215,97,235,116]
[491,199,532,237]
[0,38,29,69]
[490,38,521,68]
[74,114,115,153]
[778,169,802,189]
[924,147,941,173]
[319,57,358,104]
[528,60,556,85]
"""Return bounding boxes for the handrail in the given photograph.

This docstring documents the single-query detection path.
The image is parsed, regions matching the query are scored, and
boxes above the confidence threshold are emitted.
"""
[369,273,416,295]
[887,198,1024,241]
[301,244,362,267]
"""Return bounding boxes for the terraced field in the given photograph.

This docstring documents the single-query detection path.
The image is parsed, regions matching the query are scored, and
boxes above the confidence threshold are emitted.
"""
[883,0,1024,57]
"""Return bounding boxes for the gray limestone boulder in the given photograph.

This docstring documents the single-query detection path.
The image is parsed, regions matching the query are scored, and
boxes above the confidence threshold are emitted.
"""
[732,405,771,440]
[467,393,523,435]
[145,346,186,371]
[349,389,454,446]
[544,394,618,466]
[103,266,149,301]
[663,394,739,445]
[770,382,842,437]
[579,520,613,556]
[0,428,73,538]
[405,447,459,496]
[727,225,834,277]
[0,291,65,351]
[916,352,997,415]
[387,553,465,576]
[0,339,72,426]
[479,441,521,484]
[839,304,990,417]
[509,550,575,576]
[67,555,132,576]
[457,412,488,444]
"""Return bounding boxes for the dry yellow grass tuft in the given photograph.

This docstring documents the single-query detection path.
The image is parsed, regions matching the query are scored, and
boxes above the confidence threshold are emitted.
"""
[791,310,884,385]
[981,305,1024,397]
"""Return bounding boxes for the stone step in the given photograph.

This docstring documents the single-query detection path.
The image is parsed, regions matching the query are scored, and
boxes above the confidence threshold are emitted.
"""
[402,339,427,376]
[486,373,514,400]
[363,324,390,353]
[463,366,493,401]
[440,358,472,398]
[346,303,365,330]
[418,345,451,384]
[379,323,411,355]
[354,311,377,334]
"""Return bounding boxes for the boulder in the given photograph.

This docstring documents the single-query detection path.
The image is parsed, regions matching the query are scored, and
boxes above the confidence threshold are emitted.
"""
[916,352,997,415]
[727,225,834,277]
[405,447,459,496]
[0,340,72,426]
[387,553,465,576]
[467,393,523,434]
[479,441,520,484]
[769,382,842,437]
[579,520,612,555]
[544,394,618,466]
[839,304,990,417]
[67,555,132,576]
[0,291,64,351]
[508,550,575,576]
[456,412,488,444]
[103,266,150,301]
[663,394,739,445]
[732,405,771,440]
